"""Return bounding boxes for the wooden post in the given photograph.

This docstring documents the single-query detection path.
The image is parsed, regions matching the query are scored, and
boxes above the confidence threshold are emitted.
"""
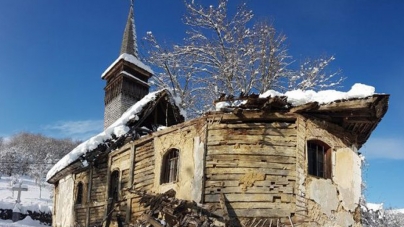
[86,163,93,227]
[126,144,136,224]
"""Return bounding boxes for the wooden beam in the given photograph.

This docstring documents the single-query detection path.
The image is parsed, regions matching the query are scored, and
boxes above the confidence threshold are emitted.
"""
[85,163,93,227]
[290,102,319,113]
[316,97,378,112]
[207,111,296,123]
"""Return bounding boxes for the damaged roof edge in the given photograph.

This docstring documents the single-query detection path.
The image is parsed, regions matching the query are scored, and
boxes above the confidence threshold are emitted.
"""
[46,89,184,183]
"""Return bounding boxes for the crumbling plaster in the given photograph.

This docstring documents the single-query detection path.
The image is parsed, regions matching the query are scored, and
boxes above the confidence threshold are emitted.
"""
[307,178,339,217]
[153,125,203,202]
[301,119,362,226]
[334,148,362,212]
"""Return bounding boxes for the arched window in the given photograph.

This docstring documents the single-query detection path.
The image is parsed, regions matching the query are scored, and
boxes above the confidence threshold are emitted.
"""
[307,140,332,179]
[109,170,120,201]
[161,149,179,184]
[76,182,84,205]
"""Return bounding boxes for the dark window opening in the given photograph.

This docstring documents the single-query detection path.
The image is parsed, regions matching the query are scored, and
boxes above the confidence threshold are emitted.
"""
[307,140,332,179]
[161,149,179,184]
[109,170,120,201]
[76,182,83,205]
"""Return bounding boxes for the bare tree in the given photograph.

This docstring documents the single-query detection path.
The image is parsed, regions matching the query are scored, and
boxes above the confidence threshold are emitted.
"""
[143,0,343,117]
[0,132,80,184]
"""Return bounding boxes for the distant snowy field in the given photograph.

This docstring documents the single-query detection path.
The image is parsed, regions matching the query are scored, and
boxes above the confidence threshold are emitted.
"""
[0,176,51,227]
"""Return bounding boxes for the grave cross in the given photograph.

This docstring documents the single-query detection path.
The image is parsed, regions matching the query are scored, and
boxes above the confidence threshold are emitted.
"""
[12,183,28,204]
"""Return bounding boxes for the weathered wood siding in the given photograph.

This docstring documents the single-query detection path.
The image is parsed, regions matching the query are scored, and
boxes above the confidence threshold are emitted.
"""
[74,171,89,226]
[205,121,297,219]
[109,145,132,227]
[88,205,104,226]
[91,156,108,203]
[71,156,108,227]
[131,138,155,221]
[75,207,86,226]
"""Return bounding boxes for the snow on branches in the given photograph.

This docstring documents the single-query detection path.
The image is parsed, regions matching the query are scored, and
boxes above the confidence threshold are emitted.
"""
[143,0,344,117]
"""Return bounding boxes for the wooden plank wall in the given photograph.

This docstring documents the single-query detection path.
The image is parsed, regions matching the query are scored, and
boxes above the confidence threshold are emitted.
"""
[75,207,86,226]
[84,156,108,226]
[205,121,297,219]
[74,171,89,226]
[91,156,108,203]
[109,147,132,227]
[131,139,155,221]
[88,205,104,227]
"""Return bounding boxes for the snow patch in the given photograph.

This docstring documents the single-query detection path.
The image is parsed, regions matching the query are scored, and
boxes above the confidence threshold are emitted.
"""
[101,53,153,79]
[0,176,52,214]
[366,203,384,212]
[260,83,375,106]
[215,101,231,110]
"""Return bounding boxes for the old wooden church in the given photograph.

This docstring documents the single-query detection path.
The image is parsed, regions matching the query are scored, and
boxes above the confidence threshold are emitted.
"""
[46,4,389,227]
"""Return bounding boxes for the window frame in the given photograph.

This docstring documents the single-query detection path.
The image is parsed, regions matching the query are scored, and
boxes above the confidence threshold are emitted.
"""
[307,140,332,179]
[160,148,180,184]
[109,170,120,201]
[76,181,84,205]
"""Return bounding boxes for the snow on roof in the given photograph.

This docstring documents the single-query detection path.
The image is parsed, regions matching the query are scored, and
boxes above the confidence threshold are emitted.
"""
[215,83,376,111]
[259,83,375,106]
[46,90,166,181]
[101,53,154,79]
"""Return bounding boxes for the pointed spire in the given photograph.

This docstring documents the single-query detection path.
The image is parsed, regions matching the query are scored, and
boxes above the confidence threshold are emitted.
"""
[120,0,138,58]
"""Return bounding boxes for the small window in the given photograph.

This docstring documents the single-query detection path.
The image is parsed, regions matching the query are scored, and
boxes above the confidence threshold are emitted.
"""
[161,149,179,184]
[76,182,84,205]
[109,170,120,201]
[307,140,332,179]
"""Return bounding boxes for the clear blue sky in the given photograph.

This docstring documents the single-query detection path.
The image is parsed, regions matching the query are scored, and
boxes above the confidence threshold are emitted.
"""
[0,0,403,208]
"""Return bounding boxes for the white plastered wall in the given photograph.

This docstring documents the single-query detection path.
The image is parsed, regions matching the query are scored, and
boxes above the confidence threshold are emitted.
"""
[303,119,361,226]
[54,174,75,227]
[153,125,204,202]
[334,147,362,212]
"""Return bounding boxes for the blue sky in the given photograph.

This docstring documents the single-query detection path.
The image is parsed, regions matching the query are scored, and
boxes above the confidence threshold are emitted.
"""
[0,1,403,207]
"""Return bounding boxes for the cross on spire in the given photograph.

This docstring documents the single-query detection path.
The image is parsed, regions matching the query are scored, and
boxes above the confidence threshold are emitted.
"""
[120,0,138,58]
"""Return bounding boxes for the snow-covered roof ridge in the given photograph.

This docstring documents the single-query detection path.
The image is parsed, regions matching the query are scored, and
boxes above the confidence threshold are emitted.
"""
[46,89,172,181]
[259,83,375,106]
[101,53,154,79]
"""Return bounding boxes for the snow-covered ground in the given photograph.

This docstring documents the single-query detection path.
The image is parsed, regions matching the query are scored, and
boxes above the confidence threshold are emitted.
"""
[0,216,47,227]
[0,176,51,227]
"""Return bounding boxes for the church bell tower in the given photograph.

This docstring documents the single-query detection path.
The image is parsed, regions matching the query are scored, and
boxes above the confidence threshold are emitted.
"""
[102,2,153,129]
